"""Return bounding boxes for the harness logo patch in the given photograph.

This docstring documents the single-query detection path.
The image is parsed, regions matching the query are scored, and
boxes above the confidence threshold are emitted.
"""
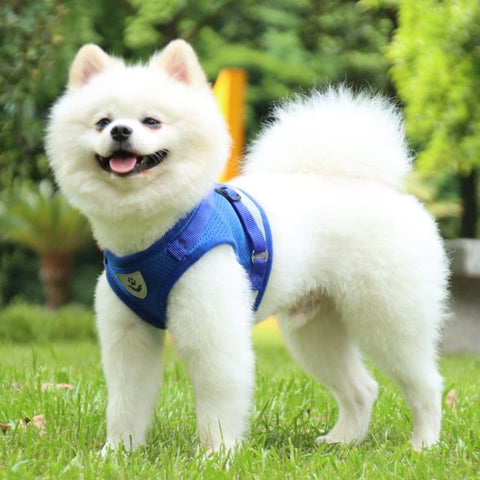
[117,271,148,299]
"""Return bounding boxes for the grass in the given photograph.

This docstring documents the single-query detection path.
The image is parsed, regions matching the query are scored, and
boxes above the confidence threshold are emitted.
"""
[0,319,479,479]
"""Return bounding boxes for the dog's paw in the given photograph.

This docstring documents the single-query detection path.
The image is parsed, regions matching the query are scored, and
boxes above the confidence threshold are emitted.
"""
[99,440,130,458]
[200,438,243,468]
[315,434,344,446]
[315,432,358,447]
[201,447,233,470]
[100,442,115,458]
[410,436,439,453]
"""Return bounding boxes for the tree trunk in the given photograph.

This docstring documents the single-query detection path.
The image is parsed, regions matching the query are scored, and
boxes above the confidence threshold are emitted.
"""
[38,252,73,309]
[459,170,478,238]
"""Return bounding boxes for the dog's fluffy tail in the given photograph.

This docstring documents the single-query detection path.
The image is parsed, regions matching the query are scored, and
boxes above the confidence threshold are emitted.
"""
[244,87,412,188]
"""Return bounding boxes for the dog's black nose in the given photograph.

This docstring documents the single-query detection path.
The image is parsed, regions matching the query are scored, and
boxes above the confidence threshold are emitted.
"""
[111,125,132,142]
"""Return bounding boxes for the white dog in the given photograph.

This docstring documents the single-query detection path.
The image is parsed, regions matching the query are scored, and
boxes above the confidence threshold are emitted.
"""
[46,40,449,454]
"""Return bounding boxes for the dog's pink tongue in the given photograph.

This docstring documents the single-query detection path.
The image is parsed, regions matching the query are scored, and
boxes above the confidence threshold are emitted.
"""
[109,156,137,174]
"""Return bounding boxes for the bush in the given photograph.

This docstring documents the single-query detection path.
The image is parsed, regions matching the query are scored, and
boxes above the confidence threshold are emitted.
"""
[0,302,96,342]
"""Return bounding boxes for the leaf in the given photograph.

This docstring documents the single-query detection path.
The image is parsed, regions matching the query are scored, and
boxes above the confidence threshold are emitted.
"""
[0,422,12,434]
[55,383,75,390]
[32,414,47,430]
[24,414,46,431]
[41,382,75,391]
[445,389,460,412]
[41,382,54,392]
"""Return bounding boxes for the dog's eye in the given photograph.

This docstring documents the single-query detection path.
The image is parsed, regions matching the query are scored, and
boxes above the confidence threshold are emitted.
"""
[142,117,161,128]
[96,118,111,130]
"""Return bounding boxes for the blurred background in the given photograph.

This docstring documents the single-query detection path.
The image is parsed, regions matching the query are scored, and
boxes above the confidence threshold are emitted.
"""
[0,0,478,314]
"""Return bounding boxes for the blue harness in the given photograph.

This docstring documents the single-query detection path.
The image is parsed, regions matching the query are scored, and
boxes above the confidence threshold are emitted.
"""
[103,185,273,329]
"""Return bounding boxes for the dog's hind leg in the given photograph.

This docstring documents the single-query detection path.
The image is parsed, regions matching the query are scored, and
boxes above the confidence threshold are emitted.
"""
[276,297,378,446]
[95,273,165,454]
[354,318,443,451]
[392,360,442,451]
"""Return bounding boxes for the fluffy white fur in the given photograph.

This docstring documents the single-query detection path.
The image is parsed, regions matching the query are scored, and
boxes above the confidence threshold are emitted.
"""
[244,89,412,187]
[46,40,449,455]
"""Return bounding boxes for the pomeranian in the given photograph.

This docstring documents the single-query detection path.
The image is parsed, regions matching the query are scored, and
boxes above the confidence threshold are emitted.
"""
[46,40,448,455]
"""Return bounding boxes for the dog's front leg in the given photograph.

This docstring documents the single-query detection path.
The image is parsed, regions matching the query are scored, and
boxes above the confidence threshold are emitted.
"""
[168,247,255,454]
[95,273,165,454]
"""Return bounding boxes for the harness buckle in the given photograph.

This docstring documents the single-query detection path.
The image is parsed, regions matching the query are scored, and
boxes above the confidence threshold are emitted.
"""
[215,186,241,202]
[251,250,269,263]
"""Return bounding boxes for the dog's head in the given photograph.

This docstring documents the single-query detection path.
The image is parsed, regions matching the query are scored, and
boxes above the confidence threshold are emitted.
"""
[46,40,230,224]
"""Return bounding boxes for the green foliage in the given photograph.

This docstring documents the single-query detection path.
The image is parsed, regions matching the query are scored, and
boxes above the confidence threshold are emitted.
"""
[0,181,94,308]
[0,247,42,306]
[0,0,67,188]
[0,181,92,255]
[0,302,95,342]
[388,0,480,173]
[406,171,461,238]
[0,331,479,478]
[0,243,101,308]
[55,0,134,58]
[0,0,134,192]
[123,0,397,127]
[407,172,460,219]
[0,0,129,305]
[1,0,398,181]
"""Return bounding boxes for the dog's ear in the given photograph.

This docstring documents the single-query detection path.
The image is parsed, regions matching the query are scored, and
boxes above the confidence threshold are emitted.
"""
[150,39,209,89]
[69,44,116,90]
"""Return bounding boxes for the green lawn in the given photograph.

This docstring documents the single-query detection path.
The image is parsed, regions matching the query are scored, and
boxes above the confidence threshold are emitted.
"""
[1,322,479,479]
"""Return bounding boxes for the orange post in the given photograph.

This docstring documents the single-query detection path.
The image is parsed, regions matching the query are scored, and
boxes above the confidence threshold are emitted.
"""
[213,68,247,181]
[213,68,278,330]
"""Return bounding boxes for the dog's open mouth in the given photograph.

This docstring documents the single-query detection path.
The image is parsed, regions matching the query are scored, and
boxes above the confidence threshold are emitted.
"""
[95,149,169,176]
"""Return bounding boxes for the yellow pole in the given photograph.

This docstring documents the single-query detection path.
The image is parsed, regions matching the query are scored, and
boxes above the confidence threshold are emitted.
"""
[213,68,247,181]
[212,68,278,331]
